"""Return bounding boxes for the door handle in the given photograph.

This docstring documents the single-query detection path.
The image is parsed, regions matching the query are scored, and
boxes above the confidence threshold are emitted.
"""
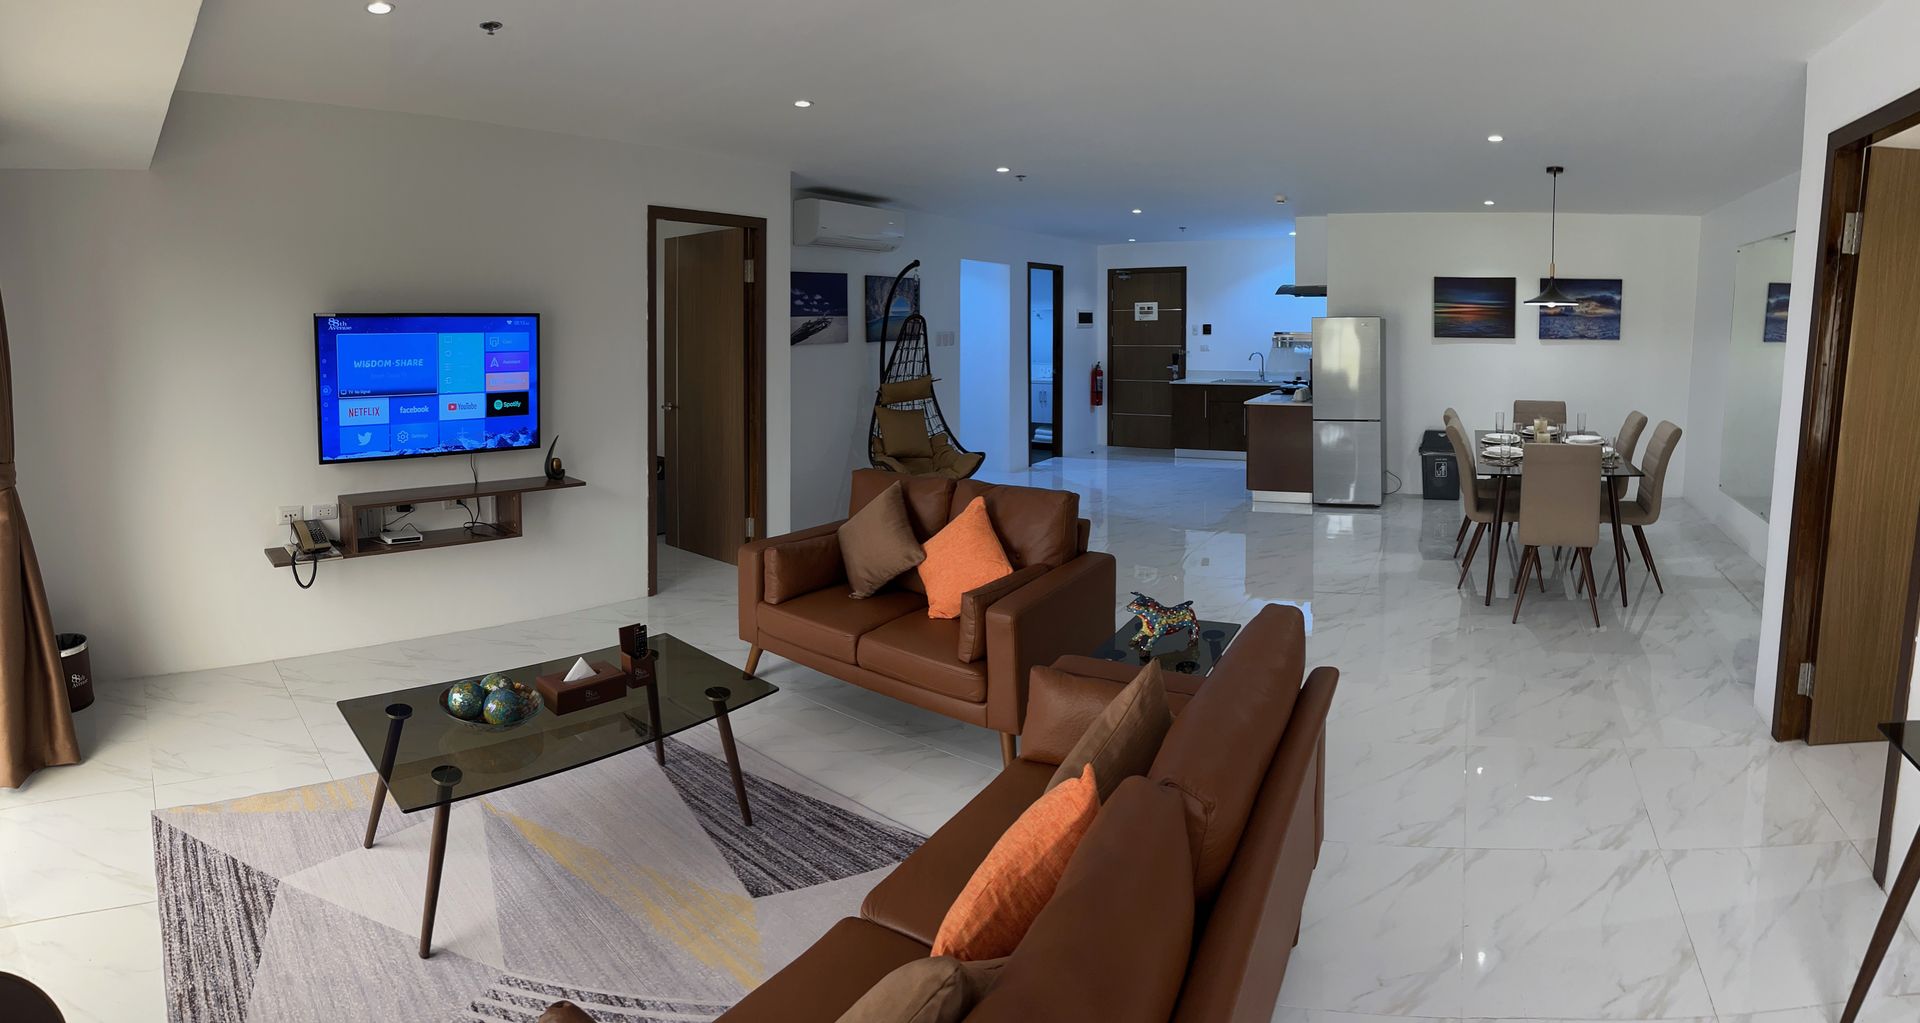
[661,402,679,412]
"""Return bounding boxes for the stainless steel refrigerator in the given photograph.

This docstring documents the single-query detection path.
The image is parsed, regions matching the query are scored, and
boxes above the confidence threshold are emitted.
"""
[1310,316,1384,506]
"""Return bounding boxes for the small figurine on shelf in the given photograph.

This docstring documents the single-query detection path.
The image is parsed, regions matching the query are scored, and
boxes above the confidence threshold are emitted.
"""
[1127,592,1199,653]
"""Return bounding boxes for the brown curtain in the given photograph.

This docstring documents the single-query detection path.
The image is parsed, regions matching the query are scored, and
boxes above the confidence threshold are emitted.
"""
[0,290,78,787]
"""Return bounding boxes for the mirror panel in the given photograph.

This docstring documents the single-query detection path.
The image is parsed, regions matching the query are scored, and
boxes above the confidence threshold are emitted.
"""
[1718,231,1793,521]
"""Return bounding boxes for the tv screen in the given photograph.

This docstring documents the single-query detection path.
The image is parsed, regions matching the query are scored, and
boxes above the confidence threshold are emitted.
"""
[314,314,540,464]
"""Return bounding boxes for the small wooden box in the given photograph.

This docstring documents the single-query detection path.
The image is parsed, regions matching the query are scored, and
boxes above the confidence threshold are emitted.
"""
[534,662,628,714]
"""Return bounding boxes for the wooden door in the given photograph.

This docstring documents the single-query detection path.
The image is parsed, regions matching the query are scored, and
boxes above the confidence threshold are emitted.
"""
[1811,148,1920,743]
[663,227,748,564]
[1107,267,1186,448]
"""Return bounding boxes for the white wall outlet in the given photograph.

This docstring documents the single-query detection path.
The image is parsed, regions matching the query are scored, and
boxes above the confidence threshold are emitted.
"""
[935,330,956,347]
[1191,325,1200,336]
[1198,344,1211,352]
[276,505,304,526]
[309,503,339,521]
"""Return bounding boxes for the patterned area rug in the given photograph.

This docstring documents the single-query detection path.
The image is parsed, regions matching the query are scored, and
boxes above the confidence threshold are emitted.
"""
[151,730,924,1022]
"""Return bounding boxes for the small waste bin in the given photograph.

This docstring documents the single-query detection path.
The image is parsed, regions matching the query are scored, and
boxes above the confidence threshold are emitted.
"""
[57,633,93,712]
[1418,429,1459,501]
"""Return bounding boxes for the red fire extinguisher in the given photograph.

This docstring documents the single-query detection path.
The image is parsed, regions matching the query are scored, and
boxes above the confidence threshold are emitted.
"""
[1091,362,1105,407]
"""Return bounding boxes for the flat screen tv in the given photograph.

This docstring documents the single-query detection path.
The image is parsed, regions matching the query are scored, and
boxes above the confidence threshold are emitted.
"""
[314,313,541,464]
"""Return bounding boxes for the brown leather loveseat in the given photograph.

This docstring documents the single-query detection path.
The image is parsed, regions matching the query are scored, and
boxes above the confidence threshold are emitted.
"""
[737,469,1117,763]
[710,602,1337,1022]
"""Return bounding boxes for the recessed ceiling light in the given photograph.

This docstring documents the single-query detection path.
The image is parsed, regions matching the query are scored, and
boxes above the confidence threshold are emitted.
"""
[366,1,394,12]
[1288,230,1297,236]
[792,99,812,108]
[1483,200,1496,206]
[1127,238,1137,243]
[1130,208,1143,215]
[1487,134,1504,143]
[995,166,1010,174]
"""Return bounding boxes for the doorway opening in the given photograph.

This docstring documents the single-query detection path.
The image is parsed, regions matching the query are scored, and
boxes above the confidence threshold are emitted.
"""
[958,259,1012,469]
[1028,263,1064,464]
[646,206,768,595]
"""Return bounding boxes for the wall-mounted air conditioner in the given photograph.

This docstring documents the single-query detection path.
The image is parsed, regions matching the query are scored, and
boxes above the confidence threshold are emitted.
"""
[794,198,907,251]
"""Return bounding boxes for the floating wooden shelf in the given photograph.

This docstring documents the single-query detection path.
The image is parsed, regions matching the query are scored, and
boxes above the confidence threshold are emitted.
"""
[264,475,583,568]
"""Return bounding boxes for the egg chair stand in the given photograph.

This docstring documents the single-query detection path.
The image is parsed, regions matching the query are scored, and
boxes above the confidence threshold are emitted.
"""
[866,260,983,479]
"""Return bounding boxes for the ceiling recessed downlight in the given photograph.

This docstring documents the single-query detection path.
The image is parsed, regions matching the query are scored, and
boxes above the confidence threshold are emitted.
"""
[1483,200,1496,206]
[1130,208,1143,215]
[1487,134,1504,143]
[792,99,813,108]
[995,166,1010,174]
[1289,230,1297,236]
[1127,238,1137,243]
[366,1,394,12]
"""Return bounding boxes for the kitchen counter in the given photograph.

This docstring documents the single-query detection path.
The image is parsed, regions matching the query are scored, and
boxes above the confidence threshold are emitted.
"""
[1170,372,1303,387]
[1246,400,1313,503]
[1245,392,1310,407]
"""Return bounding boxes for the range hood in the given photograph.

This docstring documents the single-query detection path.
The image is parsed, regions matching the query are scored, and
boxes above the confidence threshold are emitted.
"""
[1274,283,1328,297]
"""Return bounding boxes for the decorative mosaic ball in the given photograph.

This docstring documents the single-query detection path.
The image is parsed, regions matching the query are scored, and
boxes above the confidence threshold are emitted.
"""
[445,680,487,720]
[480,672,514,692]
[483,686,531,727]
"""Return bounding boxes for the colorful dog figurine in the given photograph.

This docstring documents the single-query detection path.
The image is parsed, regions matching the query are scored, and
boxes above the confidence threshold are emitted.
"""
[1128,592,1199,651]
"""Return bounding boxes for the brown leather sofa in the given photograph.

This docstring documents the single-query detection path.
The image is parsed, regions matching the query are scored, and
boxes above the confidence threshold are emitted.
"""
[737,469,1117,764]
[682,603,1337,1023]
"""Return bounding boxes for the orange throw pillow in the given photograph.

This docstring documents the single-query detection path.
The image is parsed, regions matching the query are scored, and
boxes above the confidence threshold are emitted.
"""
[931,763,1099,961]
[918,497,1014,619]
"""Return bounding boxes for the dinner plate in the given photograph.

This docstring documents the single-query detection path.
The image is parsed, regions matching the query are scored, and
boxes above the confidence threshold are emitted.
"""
[1565,433,1604,445]
[1482,431,1520,444]
[1483,444,1523,461]
[1519,424,1561,436]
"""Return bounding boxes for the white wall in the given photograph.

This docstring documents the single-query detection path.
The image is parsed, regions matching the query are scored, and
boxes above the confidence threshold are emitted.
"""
[787,204,1097,527]
[0,92,792,680]
[1684,174,1799,566]
[1095,238,1325,385]
[958,260,1014,469]
[1324,212,1702,489]
[1759,0,1920,913]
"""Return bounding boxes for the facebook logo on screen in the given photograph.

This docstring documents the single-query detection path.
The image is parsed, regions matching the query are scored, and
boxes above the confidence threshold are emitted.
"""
[390,398,437,424]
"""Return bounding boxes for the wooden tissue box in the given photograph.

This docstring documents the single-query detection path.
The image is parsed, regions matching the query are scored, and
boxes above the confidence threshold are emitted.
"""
[534,661,628,714]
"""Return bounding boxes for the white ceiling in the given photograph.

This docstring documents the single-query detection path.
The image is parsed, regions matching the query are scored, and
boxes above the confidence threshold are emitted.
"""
[0,0,204,168]
[43,1,1886,238]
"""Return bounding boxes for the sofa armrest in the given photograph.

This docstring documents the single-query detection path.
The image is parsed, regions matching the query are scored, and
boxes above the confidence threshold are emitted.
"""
[957,565,1048,662]
[981,551,1117,734]
[738,521,844,643]
[1019,666,1129,765]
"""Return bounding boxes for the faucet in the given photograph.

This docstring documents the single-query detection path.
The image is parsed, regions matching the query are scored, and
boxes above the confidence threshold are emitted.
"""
[1248,351,1267,382]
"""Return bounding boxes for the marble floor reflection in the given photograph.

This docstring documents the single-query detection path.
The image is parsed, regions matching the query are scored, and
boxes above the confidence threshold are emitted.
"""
[0,448,1911,1022]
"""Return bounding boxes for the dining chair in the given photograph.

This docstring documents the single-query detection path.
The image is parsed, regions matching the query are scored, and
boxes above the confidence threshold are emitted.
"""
[1605,410,1650,564]
[1513,400,1568,424]
[1445,408,1518,558]
[1447,420,1520,587]
[1512,442,1603,627]
[1607,420,1683,594]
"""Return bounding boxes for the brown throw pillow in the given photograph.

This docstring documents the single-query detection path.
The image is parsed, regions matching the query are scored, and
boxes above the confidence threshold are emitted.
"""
[836,956,1007,1023]
[877,406,936,459]
[839,481,926,598]
[1047,661,1172,802]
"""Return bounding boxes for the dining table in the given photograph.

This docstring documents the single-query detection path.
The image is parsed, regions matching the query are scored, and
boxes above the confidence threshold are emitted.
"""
[1472,429,1646,608]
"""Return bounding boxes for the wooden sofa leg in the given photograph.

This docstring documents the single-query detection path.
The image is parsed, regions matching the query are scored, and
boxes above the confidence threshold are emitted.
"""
[999,732,1017,766]
[742,646,762,679]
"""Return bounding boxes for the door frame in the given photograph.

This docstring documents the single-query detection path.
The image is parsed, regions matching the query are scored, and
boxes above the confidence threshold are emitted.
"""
[646,206,768,596]
[1027,262,1065,461]
[1104,265,1188,446]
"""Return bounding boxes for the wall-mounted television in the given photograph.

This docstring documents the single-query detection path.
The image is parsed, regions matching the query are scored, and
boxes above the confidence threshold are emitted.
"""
[314,314,541,464]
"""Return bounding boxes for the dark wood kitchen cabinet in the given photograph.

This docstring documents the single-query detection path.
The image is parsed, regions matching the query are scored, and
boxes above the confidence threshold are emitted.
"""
[1171,383,1278,452]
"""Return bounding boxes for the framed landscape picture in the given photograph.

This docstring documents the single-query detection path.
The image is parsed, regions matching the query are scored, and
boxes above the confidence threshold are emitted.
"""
[864,274,919,343]
[789,271,849,346]
[1433,277,1516,339]
[1537,277,1623,341]
[1764,282,1790,342]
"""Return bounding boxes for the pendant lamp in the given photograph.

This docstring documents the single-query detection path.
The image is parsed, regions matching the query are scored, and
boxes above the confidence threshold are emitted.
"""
[1524,166,1578,307]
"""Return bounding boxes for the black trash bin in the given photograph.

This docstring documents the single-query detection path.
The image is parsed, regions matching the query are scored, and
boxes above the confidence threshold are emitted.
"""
[1418,429,1459,501]
[57,633,93,712]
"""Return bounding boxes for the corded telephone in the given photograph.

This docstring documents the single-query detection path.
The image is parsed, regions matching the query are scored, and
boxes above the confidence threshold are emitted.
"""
[290,519,333,556]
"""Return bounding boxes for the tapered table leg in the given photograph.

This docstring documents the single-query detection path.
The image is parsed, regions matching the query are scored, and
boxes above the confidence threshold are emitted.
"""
[1608,485,1629,607]
[645,676,665,766]
[1484,475,1509,607]
[706,687,752,826]
[1841,821,1920,1022]
[418,765,461,960]
[363,704,411,849]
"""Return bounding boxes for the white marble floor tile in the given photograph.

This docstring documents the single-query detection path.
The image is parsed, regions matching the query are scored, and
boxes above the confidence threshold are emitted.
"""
[152,755,336,810]
[1275,842,1466,1018]
[1792,741,1888,841]
[0,902,165,1023]
[0,700,151,810]
[1723,994,1920,1023]
[1665,843,1920,1016]
[1323,741,1466,847]
[1631,745,1847,849]
[1460,848,1712,1019]
[0,788,157,926]
[1463,747,1656,850]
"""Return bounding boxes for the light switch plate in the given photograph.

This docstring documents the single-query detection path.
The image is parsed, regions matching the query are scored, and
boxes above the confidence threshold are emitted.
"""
[935,330,956,347]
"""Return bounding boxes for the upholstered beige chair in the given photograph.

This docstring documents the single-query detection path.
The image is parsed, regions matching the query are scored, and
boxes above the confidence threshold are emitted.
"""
[1608,420,1682,593]
[1609,410,1649,501]
[1513,442,1603,627]
[1445,408,1519,558]
[1446,419,1520,588]
[1513,400,1568,424]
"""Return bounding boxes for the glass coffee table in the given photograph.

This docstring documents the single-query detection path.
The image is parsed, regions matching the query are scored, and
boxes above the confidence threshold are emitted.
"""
[1839,720,1920,1023]
[1090,619,1242,676]
[336,632,776,958]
